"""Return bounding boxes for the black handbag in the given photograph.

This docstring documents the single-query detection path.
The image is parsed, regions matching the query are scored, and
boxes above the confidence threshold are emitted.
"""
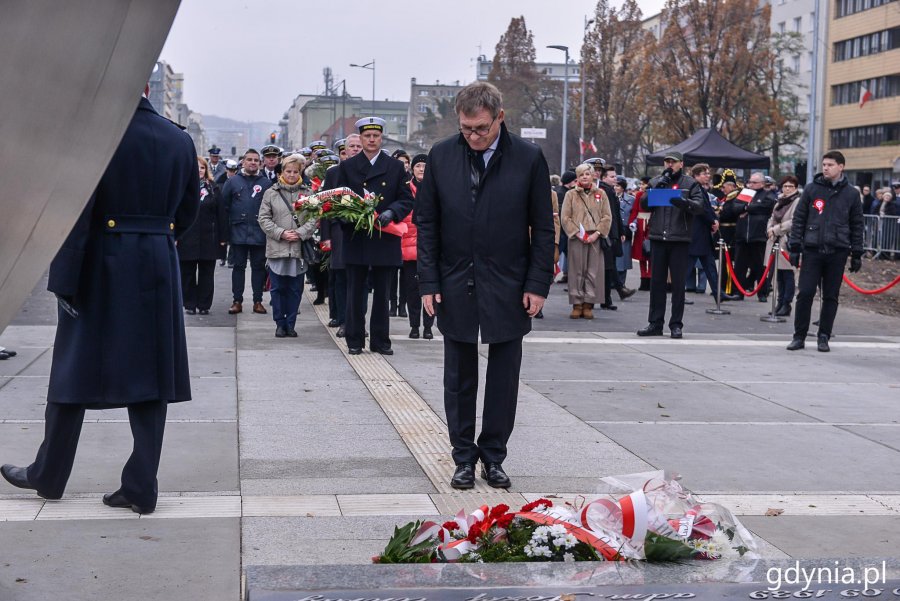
[642,238,652,257]
[600,236,612,251]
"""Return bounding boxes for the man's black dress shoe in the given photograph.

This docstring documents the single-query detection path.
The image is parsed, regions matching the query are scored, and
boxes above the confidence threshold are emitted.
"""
[398,308,408,318]
[348,347,362,355]
[670,327,683,339]
[637,325,664,337]
[423,328,434,340]
[450,463,475,489]
[409,328,420,339]
[786,337,805,351]
[336,326,345,338]
[327,319,340,328]
[683,298,694,305]
[371,347,394,356]
[287,328,298,338]
[198,309,209,315]
[817,334,830,352]
[1,464,58,499]
[275,327,287,338]
[600,303,617,310]
[185,308,196,315]
[102,491,154,515]
[481,462,511,489]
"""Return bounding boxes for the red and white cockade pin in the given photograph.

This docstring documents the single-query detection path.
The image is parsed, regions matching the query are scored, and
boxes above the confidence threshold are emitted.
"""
[251,184,262,198]
[813,198,825,214]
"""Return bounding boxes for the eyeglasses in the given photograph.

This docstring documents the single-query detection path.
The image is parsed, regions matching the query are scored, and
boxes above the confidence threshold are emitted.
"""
[748,180,764,185]
[459,117,496,138]
[782,184,796,189]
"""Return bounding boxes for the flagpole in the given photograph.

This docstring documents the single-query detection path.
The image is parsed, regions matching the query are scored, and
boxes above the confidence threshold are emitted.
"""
[806,0,820,185]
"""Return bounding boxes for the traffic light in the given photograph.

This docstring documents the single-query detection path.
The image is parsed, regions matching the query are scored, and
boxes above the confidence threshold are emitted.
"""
[231,146,236,156]
[269,132,276,143]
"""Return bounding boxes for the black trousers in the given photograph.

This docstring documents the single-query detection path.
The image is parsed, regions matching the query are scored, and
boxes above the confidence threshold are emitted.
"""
[346,264,392,351]
[734,241,769,297]
[311,264,328,301]
[648,241,690,329]
[401,260,434,329]
[690,253,724,296]
[443,336,523,465]
[794,248,849,339]
[389,268,399,306]
[180,259,216,311]
[27,401,168,507]
[230,244,266,303]
[328,268,347,324]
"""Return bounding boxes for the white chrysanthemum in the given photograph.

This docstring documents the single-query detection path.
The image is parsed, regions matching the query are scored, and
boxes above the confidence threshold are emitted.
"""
[530,526,550,544]
[563,552,575,562]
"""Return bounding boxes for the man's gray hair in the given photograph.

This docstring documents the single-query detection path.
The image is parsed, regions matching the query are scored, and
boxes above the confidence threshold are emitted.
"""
[455,82,503,118]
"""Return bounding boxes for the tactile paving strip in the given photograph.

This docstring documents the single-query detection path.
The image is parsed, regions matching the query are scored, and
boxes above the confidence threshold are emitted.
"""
[308,294,503,494]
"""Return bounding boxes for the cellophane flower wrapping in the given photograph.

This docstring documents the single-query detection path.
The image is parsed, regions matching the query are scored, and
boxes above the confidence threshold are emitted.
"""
[373,471,759,564]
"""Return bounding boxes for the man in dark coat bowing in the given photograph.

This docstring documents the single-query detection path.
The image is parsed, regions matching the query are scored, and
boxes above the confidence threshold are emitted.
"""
[1,88,199,514]
[333,118,414,355]
[416,82,555,490]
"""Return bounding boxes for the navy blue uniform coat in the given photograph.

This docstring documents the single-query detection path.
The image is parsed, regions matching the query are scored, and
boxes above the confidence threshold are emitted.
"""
[46,97,200,407]
[333,151,414,267]
[416,124,554,344]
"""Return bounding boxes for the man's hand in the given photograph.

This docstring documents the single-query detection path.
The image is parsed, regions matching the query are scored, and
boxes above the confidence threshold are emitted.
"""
[789,252,801,269]
[849,254,862,273]
[422,293,442,317]
[522,292,545,318]
[376,210,395,226]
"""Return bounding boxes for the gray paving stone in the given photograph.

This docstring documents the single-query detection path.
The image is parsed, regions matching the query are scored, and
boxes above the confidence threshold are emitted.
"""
[0,518,239,601]
[520,351,707,382]
[842,426,900,451]
[527,380,814,423]
[590,423,900,492]
[243,515,441,565]
[239,424,412,461]
[236,376,371,403]
[239,397,391,426]
[741,515,900,558]
[0,347,50,377]
[735,383,900,423]
[184,325,235,349]
[186,347,237,377]
[0,324,56,347]
[0,422,238,495]
[241,476,436,496]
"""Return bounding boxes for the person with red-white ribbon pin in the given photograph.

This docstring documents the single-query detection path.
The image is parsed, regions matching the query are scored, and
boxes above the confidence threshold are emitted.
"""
[786,150,864,353]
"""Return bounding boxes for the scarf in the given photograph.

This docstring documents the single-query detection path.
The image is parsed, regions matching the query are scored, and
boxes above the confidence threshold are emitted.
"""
[276,178,304,193]
[772,191,799,222]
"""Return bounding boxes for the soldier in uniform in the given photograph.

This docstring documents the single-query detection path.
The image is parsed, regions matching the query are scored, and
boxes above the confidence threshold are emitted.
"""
[261,145,282,182]
[207,146,225,180]
[1,89,200,514]
[332,117,414,355]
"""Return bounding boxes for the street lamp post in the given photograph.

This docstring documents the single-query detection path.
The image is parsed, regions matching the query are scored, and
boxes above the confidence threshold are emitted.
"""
[579,16,595,164]
[350,60,376,115]
[548,45,569,173]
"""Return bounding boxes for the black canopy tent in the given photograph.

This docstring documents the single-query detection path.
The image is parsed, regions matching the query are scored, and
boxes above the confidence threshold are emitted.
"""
[646,128,771,169]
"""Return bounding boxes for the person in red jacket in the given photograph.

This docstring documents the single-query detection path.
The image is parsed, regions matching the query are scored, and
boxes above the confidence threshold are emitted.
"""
[628,177,652,290]
[402,154,434,339]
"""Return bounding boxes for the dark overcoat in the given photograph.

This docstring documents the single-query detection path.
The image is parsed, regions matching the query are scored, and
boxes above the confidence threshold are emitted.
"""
[416,123,555,344]
[319,164,346,270]
[46,97,200,407]
[689,196,717,257]
[333,151,415,266]
[177,181,227,261]
[221,171,272,246]
[598,181,624,269]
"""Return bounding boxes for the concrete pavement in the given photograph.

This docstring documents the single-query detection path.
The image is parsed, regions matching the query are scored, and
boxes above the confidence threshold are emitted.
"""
[1,266,898,600]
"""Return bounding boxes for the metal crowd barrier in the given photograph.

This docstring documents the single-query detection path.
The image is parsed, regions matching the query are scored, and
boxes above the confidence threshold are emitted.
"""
[863,215,900,259]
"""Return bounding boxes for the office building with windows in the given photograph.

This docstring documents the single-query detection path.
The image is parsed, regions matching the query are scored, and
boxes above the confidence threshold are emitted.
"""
[823,0,899,187]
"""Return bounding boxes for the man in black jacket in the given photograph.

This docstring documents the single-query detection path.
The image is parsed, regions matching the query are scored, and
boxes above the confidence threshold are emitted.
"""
[731,173,776,301]
[637,152,706,338]
[598,166,635,308]
[417,82,554,490]
[786,151,864,352]
[333,118,414,355]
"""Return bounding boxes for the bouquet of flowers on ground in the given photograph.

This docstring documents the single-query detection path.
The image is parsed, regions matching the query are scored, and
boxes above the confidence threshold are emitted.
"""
[373,471,758,564]
[293,187,407,238]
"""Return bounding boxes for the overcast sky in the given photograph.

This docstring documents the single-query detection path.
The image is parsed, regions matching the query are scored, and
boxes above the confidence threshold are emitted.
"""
[159,0,665,123]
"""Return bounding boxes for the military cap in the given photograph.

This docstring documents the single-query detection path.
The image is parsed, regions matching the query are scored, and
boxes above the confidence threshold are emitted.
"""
[355,116,386,133]
[207,146,221,156]
[721,169,738,186]
[309,140,327,151]
[225,159,239,170]
[299,147,313,157]
[318,154,340,167]
[334,138,347,152]
[584,157,606,167]
[261,144,282,156]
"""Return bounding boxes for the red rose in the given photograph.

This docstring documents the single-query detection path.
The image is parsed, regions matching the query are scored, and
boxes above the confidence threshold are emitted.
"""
[466,522,484,544]
[293,200,304,210]
[322,201,333,212]
[441,520,458,532]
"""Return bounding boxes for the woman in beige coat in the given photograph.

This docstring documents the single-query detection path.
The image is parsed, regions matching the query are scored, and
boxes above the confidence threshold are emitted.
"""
[764,175,801,317]
[561,164,612,319]
[258,154,317,338]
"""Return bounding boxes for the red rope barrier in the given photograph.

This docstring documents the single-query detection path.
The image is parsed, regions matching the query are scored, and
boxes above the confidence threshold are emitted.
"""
[778,249,900,295]
[842,273,900,295]
[723,248,776,297]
